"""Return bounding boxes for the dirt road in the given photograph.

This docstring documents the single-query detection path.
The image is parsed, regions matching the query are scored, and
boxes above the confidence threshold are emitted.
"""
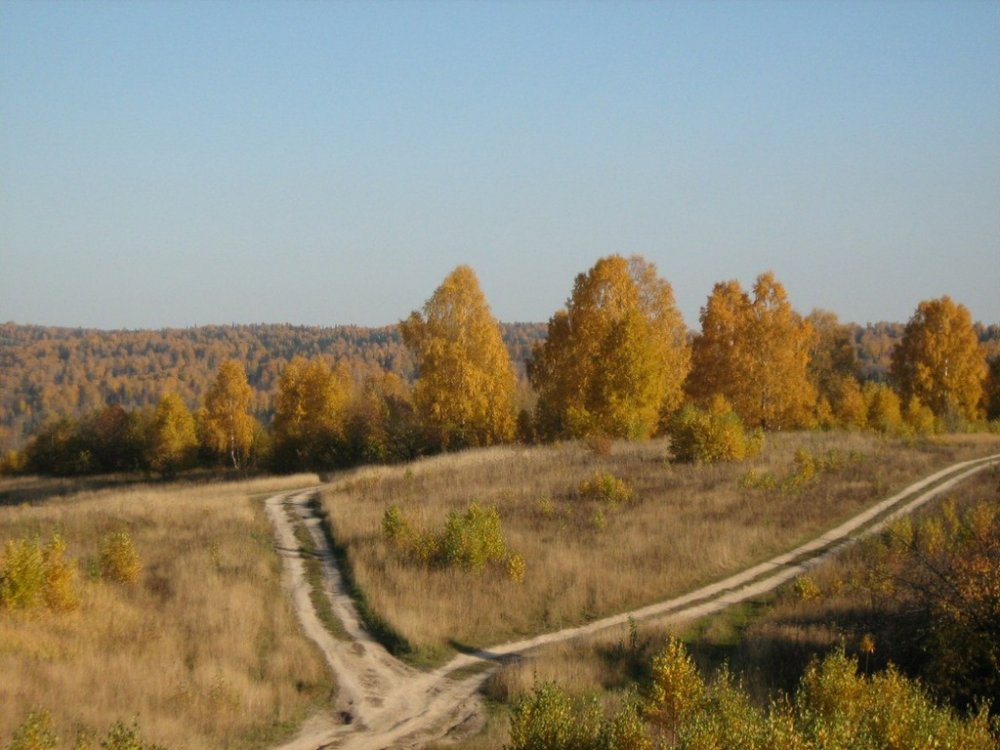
[266,453,999,750]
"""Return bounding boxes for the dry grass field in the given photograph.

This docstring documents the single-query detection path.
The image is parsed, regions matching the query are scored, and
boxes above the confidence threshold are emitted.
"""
[459,445,1000,750]
[0,474,333,749]
[320,432,1000,664]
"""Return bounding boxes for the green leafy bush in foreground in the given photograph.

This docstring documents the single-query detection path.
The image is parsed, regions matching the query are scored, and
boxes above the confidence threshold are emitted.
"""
[505,640,997,750]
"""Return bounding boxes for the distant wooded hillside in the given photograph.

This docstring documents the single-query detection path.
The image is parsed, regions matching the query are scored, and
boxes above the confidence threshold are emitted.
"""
[2,319,997,452]
[0,322,546,450]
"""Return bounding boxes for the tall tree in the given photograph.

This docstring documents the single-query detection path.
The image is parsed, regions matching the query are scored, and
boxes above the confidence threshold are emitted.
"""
[200,360,256,469]
[271,356,350,470]
[807,310,860,396]
[687,272,816,429]
[529,255,690,439]
[400,265,516,449]
[807,309,862,428]
[890,296,987,423]
[985,356,1000,421]
[148,393,198,476]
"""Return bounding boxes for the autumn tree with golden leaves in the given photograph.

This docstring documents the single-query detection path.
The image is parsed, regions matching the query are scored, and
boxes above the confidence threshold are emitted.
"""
[529,255,690,440]
[271,356,351,470]
[400,265,516,450]
[890,296,987,424]
[199,359,257,469]
[687,272,816,430]
[148,392,198,476]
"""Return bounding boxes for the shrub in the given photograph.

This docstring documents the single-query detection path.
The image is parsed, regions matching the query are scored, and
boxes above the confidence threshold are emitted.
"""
[97,720,167,750]
[382,501,521,577]
[5,709,57,750]
[0,537,46,610]
[668,400,762,464]
[0,533,79,613]
[739,468,778,491]
[99,530,141,585]
[505,641,997,750]
[644,637,705,736]
[507,552,526,584]
[42,534,79,612]
[578,472,634,505]
[381,504,410,548]
[904,395,937,435]
[506,681,602,750]
[792,575,820,601]
[440,502,507,572]
[863,382,904,435]
[831,376,868,430]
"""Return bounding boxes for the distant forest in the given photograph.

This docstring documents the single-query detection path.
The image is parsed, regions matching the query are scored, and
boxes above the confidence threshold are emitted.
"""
[0,322,545,451]
[1,319,998,452]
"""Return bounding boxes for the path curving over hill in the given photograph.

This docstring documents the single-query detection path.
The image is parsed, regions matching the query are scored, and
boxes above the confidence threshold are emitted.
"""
[267,453,1000,750]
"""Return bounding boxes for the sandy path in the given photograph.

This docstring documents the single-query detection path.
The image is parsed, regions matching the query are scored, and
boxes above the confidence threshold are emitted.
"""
[267,453,999,750]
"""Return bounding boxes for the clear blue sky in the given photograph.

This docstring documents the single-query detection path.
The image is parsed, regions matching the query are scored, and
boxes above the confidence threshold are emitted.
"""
[2,0,998,331]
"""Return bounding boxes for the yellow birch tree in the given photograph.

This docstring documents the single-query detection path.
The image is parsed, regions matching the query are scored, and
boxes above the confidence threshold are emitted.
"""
[530,255,690,440]
[400,265,516,449]
[200,359,256,469]
[148,392,198,476]
[688,272,816,429]
[890,296,987,424]
[271,356,350,470]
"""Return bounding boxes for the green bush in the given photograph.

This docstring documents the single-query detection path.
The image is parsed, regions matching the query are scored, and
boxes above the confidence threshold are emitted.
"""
[381,501,523,579]
[506,642,996,750]
[5,709,57,750]
[381,504,410,548]
[578,472,634,505]
[0,537,46,610]
[506,681,602,750]
[669,400,763,464]
[0,533,80,613]
[440,502,507,572]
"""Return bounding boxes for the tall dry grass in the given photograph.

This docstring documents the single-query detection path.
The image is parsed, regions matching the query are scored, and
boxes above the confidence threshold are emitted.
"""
[320,432,1000,662]
[483,458,1000,722]
[0,474,332,749]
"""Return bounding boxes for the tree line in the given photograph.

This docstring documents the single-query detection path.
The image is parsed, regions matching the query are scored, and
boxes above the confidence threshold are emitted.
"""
[0,321,545,453]
[3,256,999,476]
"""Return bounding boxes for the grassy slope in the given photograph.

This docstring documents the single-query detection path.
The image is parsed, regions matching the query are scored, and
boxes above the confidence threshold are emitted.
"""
[0,474,332,750]
[469,443,1000,750]
[321,432,1000,664]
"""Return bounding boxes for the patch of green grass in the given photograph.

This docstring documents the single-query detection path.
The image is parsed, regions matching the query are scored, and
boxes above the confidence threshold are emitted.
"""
[285,505,349,642]
[679,596,777,669]
[443,660,496,682]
